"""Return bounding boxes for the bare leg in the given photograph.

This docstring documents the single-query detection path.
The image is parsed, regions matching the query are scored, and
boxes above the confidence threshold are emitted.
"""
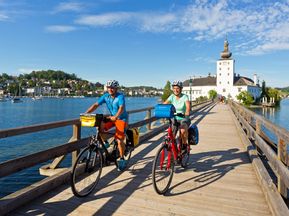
[180,124,188,145]
[117,138,125,158]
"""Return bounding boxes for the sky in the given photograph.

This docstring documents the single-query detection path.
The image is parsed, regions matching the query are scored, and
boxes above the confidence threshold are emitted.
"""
[0,0,289,88]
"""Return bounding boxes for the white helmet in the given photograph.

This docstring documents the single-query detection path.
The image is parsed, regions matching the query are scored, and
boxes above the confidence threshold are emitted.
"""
[106,80,119,88]
[172,80,183,88]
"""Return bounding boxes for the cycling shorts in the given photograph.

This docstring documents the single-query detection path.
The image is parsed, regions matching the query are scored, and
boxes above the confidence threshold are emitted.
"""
[103,119,128,140]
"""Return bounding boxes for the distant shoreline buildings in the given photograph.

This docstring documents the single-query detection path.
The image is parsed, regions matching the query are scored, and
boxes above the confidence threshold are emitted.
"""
[183,39,261,101]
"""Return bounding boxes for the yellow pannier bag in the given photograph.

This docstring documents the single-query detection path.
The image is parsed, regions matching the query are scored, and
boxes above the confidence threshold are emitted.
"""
[126,128,139,147]
[80,113,105,127]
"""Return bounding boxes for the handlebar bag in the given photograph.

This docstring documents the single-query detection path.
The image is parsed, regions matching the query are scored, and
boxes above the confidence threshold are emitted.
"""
[154,104,176,118]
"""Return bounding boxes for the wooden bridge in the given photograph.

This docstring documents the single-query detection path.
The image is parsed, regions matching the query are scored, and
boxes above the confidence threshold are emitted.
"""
[0,101,289,215]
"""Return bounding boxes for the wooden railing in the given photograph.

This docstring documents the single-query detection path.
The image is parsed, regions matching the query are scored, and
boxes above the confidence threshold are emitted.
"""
[0,100,213,214]
[229,101,289,201]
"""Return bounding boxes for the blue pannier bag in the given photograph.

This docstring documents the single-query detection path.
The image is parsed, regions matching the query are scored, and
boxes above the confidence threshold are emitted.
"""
[188,124,199,145]
[154,104,176,118]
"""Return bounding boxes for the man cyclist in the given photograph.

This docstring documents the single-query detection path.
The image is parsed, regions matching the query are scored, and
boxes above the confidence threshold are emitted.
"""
[86,80,128,171]
[164,80,191,151]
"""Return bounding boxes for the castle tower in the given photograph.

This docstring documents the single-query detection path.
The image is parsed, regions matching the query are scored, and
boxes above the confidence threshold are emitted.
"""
[216,39,235,98]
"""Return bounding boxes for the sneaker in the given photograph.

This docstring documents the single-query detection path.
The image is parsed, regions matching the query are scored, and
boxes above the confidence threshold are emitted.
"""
[117,159,127,171]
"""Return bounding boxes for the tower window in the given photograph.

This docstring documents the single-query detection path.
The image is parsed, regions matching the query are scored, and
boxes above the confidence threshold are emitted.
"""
[227,73,230,76]
[219,73,221,76]
[223,89,226,92]
[219,62,221,65]
[227,81,229,84]
[219,81,221,84]
[219,68,221,70]
[228,67,230,70]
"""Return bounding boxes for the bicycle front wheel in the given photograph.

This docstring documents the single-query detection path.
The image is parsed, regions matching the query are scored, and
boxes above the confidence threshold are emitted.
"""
[152,144,174,195]
[71,145,103,197]
[180,144,190,168]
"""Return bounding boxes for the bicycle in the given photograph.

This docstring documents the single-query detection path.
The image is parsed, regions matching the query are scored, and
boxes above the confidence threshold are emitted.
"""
[71,113,134,197]
[152,113,190,195]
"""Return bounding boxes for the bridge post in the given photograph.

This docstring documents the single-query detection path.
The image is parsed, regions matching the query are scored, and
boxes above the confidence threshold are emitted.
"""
[146,109,152,131]
[255,120,263,155]
[71,123,81,165]
[277,137,288,199]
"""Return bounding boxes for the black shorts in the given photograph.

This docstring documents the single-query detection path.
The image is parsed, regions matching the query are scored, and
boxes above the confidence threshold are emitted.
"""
[172,118,190,135]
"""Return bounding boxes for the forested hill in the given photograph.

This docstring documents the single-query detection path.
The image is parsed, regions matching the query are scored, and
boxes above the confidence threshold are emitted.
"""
[20,70,81,81]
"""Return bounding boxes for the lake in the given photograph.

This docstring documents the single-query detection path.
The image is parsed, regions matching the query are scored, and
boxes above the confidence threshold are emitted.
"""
[0,97,159,197]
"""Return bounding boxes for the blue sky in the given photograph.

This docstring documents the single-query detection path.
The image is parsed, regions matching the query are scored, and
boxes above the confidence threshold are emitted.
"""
[0,0,289,88]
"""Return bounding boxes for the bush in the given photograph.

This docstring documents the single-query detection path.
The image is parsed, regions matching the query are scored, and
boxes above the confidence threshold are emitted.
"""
[237,91,254,106]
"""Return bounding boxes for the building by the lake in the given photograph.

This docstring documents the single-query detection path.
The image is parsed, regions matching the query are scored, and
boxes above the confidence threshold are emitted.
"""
[183,39,261,101]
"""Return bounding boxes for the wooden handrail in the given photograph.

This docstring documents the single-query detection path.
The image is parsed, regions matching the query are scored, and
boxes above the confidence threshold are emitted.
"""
[229,100,289,199]
[0,119,80,139]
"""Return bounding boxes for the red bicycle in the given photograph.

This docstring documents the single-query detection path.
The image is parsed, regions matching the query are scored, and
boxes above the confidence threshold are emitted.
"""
[152,113,190,194]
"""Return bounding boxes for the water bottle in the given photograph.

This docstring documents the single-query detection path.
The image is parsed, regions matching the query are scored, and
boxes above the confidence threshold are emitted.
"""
[104,141,110,149]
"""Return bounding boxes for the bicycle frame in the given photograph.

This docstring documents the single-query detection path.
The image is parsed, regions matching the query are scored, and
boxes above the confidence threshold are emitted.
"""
[162,119,181,170]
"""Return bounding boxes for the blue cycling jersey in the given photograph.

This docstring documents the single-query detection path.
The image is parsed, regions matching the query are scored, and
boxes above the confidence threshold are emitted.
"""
[97,92,128,122]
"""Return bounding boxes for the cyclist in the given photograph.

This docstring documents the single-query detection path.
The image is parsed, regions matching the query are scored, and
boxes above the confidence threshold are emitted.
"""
[86,80,128,171]
[164,80,191,152]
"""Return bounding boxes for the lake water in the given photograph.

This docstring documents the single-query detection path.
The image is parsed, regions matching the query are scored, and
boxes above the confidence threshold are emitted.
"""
[250,98,289,144]
[0,97,159,197]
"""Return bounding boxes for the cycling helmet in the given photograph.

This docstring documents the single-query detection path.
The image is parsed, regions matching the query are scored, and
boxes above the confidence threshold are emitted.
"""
[106,80,119,88]
[172,80,183,88]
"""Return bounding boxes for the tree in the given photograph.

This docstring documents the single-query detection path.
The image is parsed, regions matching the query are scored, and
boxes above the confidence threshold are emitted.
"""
[236,91,254,106]
[260,80,268,98]
[267,88,282,105]
[161,81,172,101]
[208,89,217,99]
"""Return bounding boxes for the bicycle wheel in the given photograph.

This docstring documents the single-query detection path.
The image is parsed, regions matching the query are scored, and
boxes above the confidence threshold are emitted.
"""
[152,144,174,194]
[71,145,103,197]
[180,143,190,168]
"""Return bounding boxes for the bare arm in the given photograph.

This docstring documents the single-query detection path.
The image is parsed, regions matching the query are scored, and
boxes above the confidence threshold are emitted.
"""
[109,105,124,121]
[86,103,99,113]
[185,100,191,116]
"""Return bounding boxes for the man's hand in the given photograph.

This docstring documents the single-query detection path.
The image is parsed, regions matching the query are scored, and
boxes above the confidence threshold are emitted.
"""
[109,116,117,122]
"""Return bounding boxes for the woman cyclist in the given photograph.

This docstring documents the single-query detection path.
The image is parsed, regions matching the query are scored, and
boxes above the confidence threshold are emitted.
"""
[164,80,191,150]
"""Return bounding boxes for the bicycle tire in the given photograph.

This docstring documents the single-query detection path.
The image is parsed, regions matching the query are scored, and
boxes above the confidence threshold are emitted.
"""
[180,144,190,168]
[152,144,174,195]
[71,145,103,197]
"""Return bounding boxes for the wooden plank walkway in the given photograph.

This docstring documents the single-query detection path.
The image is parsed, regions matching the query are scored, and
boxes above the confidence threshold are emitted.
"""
[11,104,272,216]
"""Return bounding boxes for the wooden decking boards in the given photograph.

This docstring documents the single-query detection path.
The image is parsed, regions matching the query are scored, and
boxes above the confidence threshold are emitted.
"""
[11,104,272,216]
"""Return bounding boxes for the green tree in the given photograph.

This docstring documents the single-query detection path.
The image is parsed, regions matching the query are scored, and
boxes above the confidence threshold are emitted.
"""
[161,81,172,101]
[237,91,254,106]
[267,88,282,105]
[208,89,217,99]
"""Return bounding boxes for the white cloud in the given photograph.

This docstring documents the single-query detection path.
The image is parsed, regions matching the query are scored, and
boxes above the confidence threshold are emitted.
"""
[75,12,132,26]
[0,13,8,20]
[72,0,289,55]
[45,25,77,33]
[54,2,85,13]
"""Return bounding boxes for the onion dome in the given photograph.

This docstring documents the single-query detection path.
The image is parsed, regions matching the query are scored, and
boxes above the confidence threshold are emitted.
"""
[220,39,232,59]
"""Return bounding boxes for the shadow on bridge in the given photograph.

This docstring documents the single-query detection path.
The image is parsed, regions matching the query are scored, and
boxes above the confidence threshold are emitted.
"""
[166,148,250,196]
[15,103,236,215]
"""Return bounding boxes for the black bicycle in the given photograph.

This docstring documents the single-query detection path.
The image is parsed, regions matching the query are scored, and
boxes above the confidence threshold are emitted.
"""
[71,113,134,197]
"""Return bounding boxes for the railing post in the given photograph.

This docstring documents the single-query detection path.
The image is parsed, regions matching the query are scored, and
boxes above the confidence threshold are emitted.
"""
[255,119,263,155]
[72,123,81,165]
[277,137,288,199]
[146,109,152,130]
